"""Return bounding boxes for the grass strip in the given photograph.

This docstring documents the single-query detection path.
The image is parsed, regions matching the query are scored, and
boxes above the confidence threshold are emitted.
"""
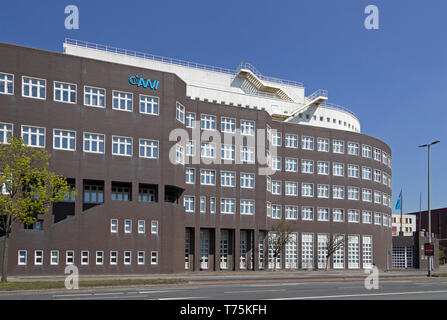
[0,278,187,291]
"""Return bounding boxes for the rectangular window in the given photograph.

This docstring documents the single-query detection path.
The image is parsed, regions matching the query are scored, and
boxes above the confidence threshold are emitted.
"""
[139,139,158,158]
[285,158,298,172]
[362,145,372,158]
[347,186,360,200]
[221,117,235,133]
[302,233,314,269]
[374,213,382,225]
[240,199,255,215]
[18,250,27,265]
[0,122,12,144]
[210,197,216,214]
[272,205,281,219]
[200,196,206,213]
[138,220,145,234]
[124,220,132,233]
[272,156,281,171]
[362,167,372,180]
[362,189,372,202]
[112,91,133,111]
[266,202,272,218]
[201,114,216,130]
[348,235,360,269]
[200,169,216,185]
[110,251,118,265]
[185,168,195,184]
[333,209,344,222]
[96,251,104,265]
[363,235,373,269]
[110,219,118,233]
[347,164,359,178]
[374,169,382,183]
[83,132,105,154]
[140,95,159,115]
[333,163,344,177]
[332,140,344,154]
[272,132,281,146]
[362,211,372,224]
[302,207,314,221]
[151,221,158,234]
[221,144,235,160]
[317,208,329,221]
[54,81,76,103]
[50,250,59,265]
[84,86,105,107]
[200,142,216,158]
[53,129,76,151]
[318,234,329,269]
[317,138,329,152]
[111,186,130,201]
[285,206,298,220]
[185,112,196,128]
[184,196,195,212]
[34,250,43,265]
[176,144,185,165]
[66,250,74,265]
[151,251,158,265]
[374,148,382,162]
[22,125,45,148]
[84,184,104,204]
[285,182,298,196]
[333,235,345,269]
[347,142,359,156]
[124,251,131,265]
[285,134,298,148]
[272,181,281,195]
[138,251,145,265]
[112,136,132,156]
[333,185,345,199]
[348,209,360,223]
[240,146,255,163]
[317,161,329,175]
[301,183,314,197]
[301,136,314,150]
[240,173,255,189]
[23,76,46,99]
[221,171,236,187]
[240,120,255,136]
[317,184,329,198]
[176,103,185,123]
[220,198,236,214]
[374,191,381,204]
[0,73,13,95]
[301,160,314,174]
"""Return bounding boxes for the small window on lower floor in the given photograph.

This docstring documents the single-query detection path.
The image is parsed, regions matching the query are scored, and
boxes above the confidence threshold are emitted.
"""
[96,251,104,265]
[81,251,89,265]
[124,251,131,265]
[34,250,43,265]
[138,251,145,265]
[66,250,74,265]
[50,250,59,265]
[110,251,118,265]
[151,251,158,265]
[18,250,27,265]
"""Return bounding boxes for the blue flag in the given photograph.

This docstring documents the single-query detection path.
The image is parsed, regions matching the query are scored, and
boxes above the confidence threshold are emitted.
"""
[395,191,402,210]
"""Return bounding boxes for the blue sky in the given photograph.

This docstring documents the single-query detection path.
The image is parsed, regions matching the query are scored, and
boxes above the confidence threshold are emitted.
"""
[0,0,446,213]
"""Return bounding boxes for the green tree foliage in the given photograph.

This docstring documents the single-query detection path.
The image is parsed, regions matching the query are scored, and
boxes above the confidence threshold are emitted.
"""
[0,137,75,282]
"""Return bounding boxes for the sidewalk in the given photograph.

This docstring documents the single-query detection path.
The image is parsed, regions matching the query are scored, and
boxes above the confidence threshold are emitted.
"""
[6,268,439,283]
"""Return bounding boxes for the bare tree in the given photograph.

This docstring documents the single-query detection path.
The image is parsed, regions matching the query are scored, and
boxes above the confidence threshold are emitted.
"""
[268,220,296,271]
[324,234,345,271]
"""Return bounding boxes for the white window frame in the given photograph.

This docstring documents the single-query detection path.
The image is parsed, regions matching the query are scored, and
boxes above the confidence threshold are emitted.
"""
[50,250,59,265]
[112,135,133,157]
[110,219,118,233]
[240,120,255,136]
[138,220,145,234]
[176,102,185,123]
[21,125,45,148]
[84,85,105,108]
[53,129,76,151]
[140,95,159,115]
[139,139,159,159]
[34,250,43,265]
[112,90,133,112]
[151,220,158,234]
[81,251,89,265]
[0,72,13,95]
[22,76,46,100]
[54,81,76,104]
[0,122,13,144]
[201,114,216,130]
[83,132,105,154]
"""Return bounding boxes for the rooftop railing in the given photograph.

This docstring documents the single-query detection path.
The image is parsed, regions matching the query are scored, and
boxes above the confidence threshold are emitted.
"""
[307,89,328,101]
[64,39,304,88]
[320,102,358,119]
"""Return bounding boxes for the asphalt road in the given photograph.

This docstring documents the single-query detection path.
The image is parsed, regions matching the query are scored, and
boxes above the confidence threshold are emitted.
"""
[2,277,447,300]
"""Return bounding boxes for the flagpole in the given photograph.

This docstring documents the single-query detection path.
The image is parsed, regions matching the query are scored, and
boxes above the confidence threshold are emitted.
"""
[400,190,403,234]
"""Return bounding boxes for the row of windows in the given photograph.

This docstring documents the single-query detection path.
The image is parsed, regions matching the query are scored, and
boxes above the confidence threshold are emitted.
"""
[0,73,160,114]
[17,250,158,266]
[296,112,359,132]
[110,219,158,234]
[267,205,390,226]
[0,123,159,157]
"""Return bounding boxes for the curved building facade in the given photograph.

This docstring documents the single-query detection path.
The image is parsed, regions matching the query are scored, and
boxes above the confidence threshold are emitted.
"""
[0,40,392,275]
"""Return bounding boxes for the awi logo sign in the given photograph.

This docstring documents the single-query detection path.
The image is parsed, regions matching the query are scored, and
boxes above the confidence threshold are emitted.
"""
[129,75,160,90]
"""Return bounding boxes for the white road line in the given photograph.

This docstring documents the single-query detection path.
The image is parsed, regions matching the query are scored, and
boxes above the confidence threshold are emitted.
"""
[93,292,124,296]
[158,296,207,300]
[247,283,304,287]
[337,286,364,289]
[269,289,447,300]
[53,293,93,298]
[224,289,285,294]
[138,290,182,294]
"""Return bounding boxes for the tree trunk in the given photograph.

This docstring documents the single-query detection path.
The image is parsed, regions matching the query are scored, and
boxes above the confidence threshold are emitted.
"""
[1,233,9,283]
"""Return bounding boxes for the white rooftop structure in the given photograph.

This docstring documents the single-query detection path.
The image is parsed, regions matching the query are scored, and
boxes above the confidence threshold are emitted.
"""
[63,39,361,133]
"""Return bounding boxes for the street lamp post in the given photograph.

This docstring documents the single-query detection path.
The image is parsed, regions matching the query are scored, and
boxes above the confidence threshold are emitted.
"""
[419,140,440,277]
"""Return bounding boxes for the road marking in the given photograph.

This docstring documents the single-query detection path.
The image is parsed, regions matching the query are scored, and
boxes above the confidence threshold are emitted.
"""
[138,290,182,294]
[224,289,285,294]
[53,293,92,298]
[270,289,447,300]
[158,296,207,300]
[247,283,303,287]
[93,292,124,296]
[337,286,364,289]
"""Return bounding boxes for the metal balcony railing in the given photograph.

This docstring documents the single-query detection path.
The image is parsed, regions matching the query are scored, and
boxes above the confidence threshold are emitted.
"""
[320,102,357,119]
[236,62,303,88]
[307,89,328,102]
